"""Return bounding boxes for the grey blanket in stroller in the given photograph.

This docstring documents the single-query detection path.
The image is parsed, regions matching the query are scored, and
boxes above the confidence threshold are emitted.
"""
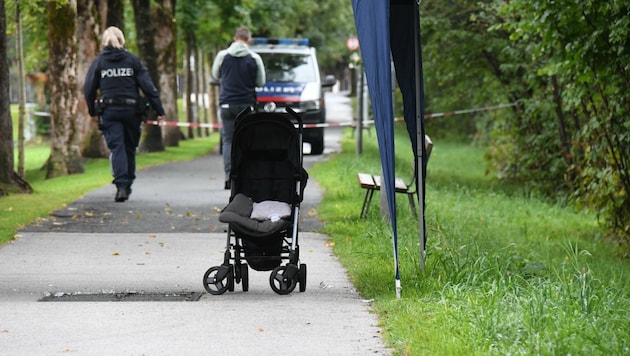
[219,193,291,235]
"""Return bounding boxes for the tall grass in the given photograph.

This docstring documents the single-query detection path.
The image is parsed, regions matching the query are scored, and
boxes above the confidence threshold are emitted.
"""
[309,123,630,355]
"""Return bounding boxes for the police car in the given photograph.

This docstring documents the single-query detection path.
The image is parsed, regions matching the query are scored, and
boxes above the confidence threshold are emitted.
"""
[251,38,336,154]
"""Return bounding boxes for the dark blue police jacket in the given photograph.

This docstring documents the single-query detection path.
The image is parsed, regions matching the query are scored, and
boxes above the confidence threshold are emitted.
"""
[84,46,165,117]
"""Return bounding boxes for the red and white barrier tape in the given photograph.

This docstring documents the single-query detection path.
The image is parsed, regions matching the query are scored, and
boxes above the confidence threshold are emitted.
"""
[422,103,516,119]
[144,102,516,129]
[144,120,355,129]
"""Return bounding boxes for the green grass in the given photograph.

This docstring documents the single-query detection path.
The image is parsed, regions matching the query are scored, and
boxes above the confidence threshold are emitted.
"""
[3,115,629,354]
[309,123,630,355]
[1,136,219,245]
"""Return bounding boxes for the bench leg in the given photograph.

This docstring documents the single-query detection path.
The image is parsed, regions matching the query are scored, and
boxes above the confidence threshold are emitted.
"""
[360,189,370,219]
[360,189,376,219]
[407,192,417,219]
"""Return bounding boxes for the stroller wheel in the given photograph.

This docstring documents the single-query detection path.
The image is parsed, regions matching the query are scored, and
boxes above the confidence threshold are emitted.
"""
[241,263,249,292]
[203,265,233,295]
[269,265,298,295]
[298,263,307,292]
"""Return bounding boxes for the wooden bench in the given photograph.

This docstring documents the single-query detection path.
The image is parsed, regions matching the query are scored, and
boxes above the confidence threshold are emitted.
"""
[357,172,416,219]
[357,135,432,219]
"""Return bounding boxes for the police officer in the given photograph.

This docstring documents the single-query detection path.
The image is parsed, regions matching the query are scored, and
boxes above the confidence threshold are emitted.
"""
[211,27,265,189]
[84,26,166,202]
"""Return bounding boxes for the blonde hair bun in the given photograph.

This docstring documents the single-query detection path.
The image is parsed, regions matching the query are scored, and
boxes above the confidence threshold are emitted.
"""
[102,26,125,49]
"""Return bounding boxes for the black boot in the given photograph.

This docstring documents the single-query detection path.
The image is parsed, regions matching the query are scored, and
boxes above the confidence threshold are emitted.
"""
[115,187,129,202]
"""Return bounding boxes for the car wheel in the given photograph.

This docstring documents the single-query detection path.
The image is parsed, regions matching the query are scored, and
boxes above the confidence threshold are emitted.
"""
[309,129,324,155]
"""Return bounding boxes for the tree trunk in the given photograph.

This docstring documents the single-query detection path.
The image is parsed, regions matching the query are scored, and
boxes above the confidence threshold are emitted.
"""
[132,0,165,152]
[195,45,203,137]
[199,47,210,137]
[78,0,109,158]
[0,0,14,190]
[15,1,26,177]
[154,0,180,147]
[106,0,124,30]
[207,51,219,133]
[0,0,30,195]
[46,0,84,179]
[185,31,194,139]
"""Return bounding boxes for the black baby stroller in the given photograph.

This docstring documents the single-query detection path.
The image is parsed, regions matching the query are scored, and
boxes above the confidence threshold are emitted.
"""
[203,108,309,295]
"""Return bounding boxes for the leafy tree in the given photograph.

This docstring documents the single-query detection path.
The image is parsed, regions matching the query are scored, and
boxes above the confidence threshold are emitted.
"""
[178,0,203,139]
[46,0,83,179]
[420,0,508,139]
[106,0,124,30]
[78,0,108,158]
[0,2,9,178]
[419,1,630,253]
[152,0,179,147]
[488,1,629,253]
[0,0,31,195]
[177,0,221,134]
[250,0,355,70]
[132,0,164,152]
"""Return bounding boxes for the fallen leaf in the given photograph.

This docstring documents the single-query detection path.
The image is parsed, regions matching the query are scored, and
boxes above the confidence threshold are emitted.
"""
[149,234,157,238]
[324,241,335,247]
[0,329,9,333]
[112,252,120,256]
[85,211,94,217]
[135,214,142,219]
[257,327,265,332]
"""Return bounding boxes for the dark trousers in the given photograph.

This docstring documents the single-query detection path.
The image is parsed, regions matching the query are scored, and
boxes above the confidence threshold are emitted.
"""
[100,107,142,188]
[220,103,253,180]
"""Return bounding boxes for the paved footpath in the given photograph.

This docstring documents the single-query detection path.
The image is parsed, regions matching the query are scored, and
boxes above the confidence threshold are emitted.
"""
[0,92,390,355]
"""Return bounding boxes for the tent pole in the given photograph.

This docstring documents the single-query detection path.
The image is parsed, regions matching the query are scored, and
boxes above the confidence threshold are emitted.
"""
[414,0,427,273]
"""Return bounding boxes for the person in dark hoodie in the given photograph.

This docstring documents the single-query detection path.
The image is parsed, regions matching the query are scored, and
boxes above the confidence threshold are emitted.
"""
[84,26,166,202]
[211,27,266,189]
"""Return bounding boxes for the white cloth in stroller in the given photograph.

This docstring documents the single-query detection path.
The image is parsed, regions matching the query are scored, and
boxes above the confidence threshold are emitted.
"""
[219,193,291,234]
[251,200,291,222]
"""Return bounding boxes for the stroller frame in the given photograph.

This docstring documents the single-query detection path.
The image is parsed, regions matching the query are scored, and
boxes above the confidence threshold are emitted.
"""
[203,107,308,295]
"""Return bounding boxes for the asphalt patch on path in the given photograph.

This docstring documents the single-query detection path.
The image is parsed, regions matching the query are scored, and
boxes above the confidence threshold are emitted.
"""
[39,291,203,302]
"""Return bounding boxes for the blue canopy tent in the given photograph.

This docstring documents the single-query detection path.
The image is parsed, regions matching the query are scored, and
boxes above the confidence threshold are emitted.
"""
[351,0,427,298]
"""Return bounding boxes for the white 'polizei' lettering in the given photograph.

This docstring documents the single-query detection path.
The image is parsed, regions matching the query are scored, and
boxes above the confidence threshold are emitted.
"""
[101,67,134,78]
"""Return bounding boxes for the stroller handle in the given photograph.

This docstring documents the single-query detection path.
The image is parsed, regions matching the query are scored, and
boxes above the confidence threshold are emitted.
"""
[285,107,303,134]
[285,107,305,165]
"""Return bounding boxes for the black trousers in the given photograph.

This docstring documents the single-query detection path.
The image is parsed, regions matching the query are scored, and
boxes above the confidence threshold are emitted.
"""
[100,106,142,188]
[220,103,254,180]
